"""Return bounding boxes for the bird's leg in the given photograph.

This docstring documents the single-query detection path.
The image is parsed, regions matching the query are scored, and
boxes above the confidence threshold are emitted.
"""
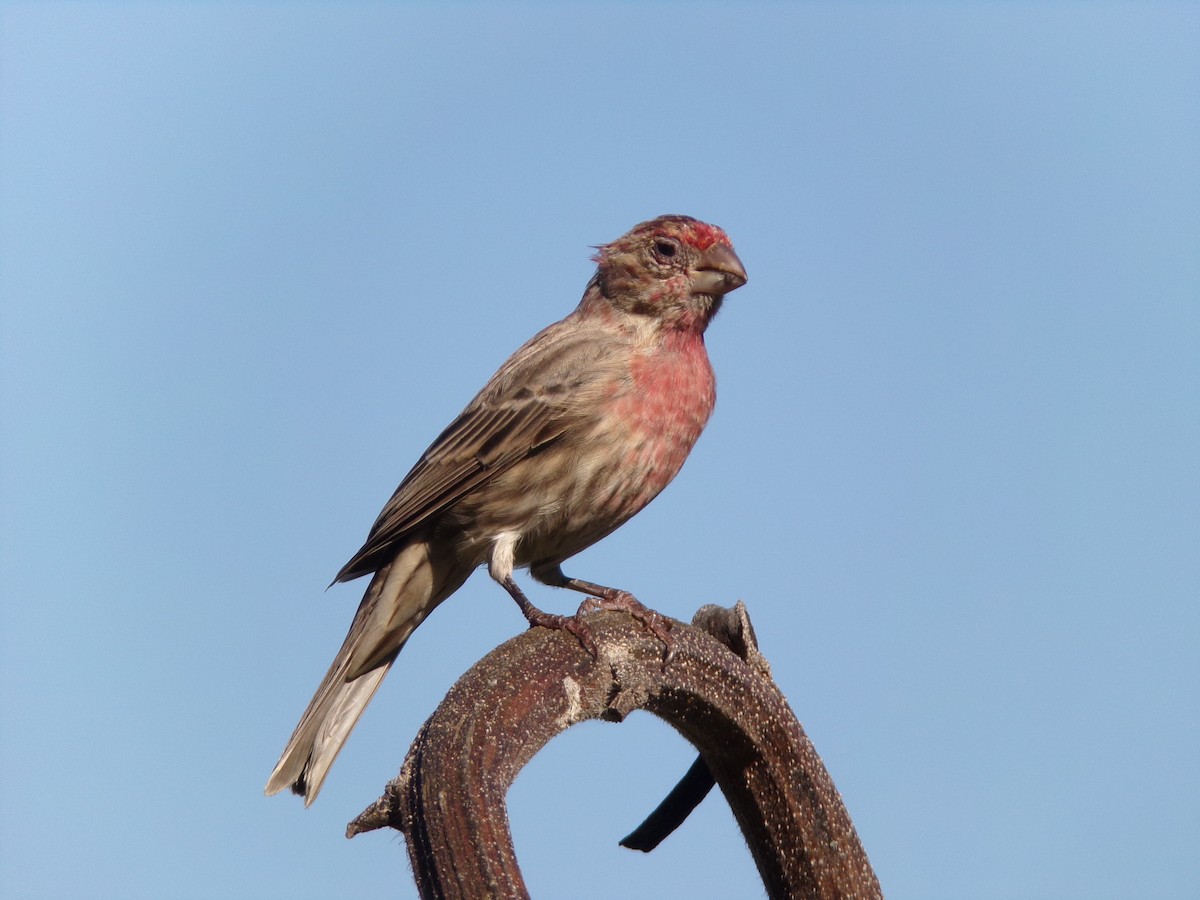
[500,574,598,657]
[531,564,675,663]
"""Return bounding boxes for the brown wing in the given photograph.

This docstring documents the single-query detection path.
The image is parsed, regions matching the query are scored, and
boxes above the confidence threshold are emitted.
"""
[333,314,623,583]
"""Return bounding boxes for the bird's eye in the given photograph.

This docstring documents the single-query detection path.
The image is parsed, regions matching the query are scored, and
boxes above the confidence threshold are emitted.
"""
[654,240,677,259]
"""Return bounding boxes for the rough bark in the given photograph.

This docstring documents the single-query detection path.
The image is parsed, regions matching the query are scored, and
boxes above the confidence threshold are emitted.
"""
[348,602,881,900]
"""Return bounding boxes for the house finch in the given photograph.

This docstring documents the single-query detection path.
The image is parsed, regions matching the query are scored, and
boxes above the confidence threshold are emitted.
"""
[266,215,747,804]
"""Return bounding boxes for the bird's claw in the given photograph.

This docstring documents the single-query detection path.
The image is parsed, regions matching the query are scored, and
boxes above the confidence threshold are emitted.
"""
[521,606,600,657]
[578,592,676,665]
[516,581,674,664]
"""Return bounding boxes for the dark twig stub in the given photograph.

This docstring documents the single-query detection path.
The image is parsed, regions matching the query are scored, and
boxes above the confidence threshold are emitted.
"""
[348,603,881,900]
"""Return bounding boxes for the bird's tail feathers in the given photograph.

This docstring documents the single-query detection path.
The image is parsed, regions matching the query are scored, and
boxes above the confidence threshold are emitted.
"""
[265,540,459,805]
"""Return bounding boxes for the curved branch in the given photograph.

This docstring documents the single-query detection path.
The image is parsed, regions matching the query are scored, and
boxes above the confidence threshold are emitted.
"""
[348,603,881,900]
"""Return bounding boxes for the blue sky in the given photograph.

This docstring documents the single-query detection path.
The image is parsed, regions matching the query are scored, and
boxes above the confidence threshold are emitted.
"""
[1,3,1197,898]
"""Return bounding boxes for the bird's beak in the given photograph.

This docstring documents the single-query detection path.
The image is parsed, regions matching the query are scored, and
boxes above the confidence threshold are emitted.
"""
[694,243,748,295]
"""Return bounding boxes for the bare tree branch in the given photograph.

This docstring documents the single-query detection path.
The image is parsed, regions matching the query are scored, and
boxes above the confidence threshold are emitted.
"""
[619,752,716,852]
[348,602,881,900]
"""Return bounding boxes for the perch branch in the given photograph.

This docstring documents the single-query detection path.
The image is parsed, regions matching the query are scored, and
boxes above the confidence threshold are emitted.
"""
[347,602,881,900]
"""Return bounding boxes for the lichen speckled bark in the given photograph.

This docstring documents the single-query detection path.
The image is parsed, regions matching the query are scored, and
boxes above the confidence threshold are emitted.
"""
[347,603,881,900]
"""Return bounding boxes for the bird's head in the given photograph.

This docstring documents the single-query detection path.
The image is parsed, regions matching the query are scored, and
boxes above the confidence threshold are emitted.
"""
[589,215,747,331]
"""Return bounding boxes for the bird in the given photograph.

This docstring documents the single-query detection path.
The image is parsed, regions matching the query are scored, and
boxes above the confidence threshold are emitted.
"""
[265,214,747,804]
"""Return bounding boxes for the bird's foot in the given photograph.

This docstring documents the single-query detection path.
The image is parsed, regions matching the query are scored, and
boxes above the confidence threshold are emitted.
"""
[505,574,600,656]
[506,575,673,662]
[521,603,600,657]
[578,591,676,665]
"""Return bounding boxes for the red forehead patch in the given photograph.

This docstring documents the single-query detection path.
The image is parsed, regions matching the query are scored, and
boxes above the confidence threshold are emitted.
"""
[673,220,729,251]
[594,216,732,262]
